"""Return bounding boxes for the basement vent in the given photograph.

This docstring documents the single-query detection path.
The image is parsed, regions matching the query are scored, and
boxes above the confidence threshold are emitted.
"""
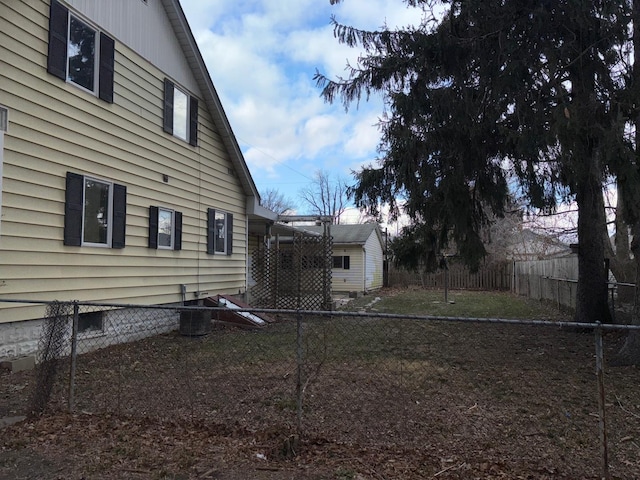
[0,106,7,133]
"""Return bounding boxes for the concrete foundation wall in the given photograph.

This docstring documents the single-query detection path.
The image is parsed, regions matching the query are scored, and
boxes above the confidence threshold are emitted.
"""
[0,318,43,360]
[0,307,181,362]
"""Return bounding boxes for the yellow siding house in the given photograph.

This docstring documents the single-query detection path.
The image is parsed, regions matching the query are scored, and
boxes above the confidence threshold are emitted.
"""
[0,0,273,355]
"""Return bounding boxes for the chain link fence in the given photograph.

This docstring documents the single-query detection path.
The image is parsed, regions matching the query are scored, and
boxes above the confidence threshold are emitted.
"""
[2,298,640,478]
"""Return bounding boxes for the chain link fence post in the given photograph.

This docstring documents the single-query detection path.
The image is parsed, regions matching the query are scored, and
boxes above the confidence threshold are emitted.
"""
[67,301,79,413]
[296,311,303,438]
[594,322,609,480]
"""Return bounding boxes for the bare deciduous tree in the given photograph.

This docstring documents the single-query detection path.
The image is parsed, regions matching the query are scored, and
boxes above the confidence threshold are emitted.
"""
[298,170,348,224]
[260,188,296,215]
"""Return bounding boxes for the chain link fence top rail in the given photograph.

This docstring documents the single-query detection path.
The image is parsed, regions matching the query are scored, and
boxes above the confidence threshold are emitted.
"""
[2,298,640,478]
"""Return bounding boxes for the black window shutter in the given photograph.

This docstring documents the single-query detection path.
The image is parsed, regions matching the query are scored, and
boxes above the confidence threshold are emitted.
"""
[189,96,198,146]
[206,208,215,254]
[47,0,68,81]
[226,213,233,255]
[163,78,174,134]
[174,211,183,251]
[64,172,83,246]
[148,206,158,249]
[343,256,350,270]
[112,183,126,248]
[98,32,115,103]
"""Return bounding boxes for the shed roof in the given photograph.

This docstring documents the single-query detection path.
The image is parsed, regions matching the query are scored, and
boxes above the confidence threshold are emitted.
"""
[301,224,383,245]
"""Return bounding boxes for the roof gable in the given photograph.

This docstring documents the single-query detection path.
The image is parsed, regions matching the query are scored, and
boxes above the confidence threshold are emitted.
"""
[162,0,259,201]
[63,0,259,202]
[302,224,383,246]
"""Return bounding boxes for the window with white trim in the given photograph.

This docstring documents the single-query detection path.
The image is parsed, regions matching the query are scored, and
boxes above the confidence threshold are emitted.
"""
[158,208,174,249]
[149,206,182,251]
[214,211,226,253]
[207,208,233,255]
[67,15,97,92]
[47,0,115,102]
[163,78,198,146]
[172,86,188,141]
[83,177,112,245]
[64,172,127,248]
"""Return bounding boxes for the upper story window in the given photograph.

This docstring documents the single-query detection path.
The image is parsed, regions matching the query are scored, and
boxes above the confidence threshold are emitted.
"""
[148,206,182,251]
[64,172,127,248]
[172,87,189,141]
[207,208,233,255]
[163,78,198,146]
[47,0,115,103]
[68,15,96,92]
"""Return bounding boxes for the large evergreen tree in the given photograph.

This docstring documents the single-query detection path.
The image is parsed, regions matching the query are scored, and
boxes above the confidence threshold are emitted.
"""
[316,0,633,323]
[609,0,640,364]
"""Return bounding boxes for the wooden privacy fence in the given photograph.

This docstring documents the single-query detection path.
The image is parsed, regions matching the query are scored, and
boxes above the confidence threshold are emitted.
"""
[388,256,582,311]
[388,262,513,291]
[513,257,579,311]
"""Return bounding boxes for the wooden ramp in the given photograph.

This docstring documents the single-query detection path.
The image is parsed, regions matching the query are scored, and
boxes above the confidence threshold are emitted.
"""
[204,295,275,329]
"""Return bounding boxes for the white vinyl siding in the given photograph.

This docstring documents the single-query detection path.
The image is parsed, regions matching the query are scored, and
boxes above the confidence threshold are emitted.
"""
[364,230,384,290]
[64,0,199,94]
[0,0,248,323]
[331,245,364,292]
[331,230,384,293]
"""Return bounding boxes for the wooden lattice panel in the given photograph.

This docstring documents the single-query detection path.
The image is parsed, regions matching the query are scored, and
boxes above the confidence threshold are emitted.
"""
[249,230,332,310]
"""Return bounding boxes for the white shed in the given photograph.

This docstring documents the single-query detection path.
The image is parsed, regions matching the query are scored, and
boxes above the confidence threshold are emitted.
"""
[302,224,386,293]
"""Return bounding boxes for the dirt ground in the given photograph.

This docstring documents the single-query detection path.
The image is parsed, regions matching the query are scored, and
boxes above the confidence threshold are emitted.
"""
[1,289,640,480]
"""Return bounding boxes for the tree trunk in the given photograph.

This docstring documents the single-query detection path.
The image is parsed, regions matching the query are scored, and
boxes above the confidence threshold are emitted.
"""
[611,223,640,366]
[612,0,640,364]
[602,188,636,304]
[575,160,611,324]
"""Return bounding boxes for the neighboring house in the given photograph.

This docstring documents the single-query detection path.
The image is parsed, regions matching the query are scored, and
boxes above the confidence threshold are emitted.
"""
[506,229,571,261]
[302,224,385,293]
[0,0,273,358]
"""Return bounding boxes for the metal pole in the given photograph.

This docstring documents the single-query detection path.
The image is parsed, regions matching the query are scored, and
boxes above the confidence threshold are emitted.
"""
[296,312,303,437]
[594,323,609,480]
[68,301,79,413]
[444,265,449,303]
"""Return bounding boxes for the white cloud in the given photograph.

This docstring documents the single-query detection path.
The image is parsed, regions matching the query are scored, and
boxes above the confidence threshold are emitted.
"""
[344,113,381,157]
[179,0,423,199]
[335,0,424,30]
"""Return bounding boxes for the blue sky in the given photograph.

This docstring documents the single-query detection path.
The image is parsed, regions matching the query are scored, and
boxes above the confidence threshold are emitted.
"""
[179,0,424,216]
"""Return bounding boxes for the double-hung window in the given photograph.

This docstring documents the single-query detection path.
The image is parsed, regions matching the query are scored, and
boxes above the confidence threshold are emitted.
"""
[207,209,233,255]
[83,178,111,245]
[64,172,127,248]
[163,78,198,146]
[149,206,182,251]
[47,0,115,102]
[332,255,350,269]
[157,208,175,249]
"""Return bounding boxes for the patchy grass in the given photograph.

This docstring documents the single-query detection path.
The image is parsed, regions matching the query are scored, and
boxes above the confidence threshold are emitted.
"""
[1,288,639,480]
[343,287,571,319]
